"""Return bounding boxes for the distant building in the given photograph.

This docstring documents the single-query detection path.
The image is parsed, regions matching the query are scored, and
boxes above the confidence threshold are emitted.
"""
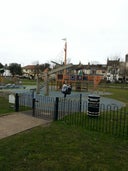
[22,65,35,79]
[3,69,12,77]
[106,58,120,82]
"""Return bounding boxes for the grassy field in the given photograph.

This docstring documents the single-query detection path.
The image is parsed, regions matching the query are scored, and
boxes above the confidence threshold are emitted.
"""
[0,122,128,171]
[0,93,31,115]
[0,95,14,114]
[0,86,128,170]
[21,79,37,85]
[101,87,128,107]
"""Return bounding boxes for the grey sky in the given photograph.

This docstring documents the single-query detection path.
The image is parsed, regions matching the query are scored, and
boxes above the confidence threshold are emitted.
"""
[0,0,128,66]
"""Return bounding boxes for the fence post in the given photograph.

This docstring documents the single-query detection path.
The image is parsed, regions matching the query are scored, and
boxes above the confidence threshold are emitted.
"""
[79,94,82,113]
[54,97,59,121]
[15,93,19,112]
[32,98,36,116]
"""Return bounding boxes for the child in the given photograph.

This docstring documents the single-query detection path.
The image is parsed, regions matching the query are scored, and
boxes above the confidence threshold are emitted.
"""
[61,83,72,97]
[61,83,68,97]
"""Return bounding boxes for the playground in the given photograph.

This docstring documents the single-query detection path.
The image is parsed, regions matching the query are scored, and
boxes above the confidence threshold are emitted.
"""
[0,63,126,111]
[3,84,125,111]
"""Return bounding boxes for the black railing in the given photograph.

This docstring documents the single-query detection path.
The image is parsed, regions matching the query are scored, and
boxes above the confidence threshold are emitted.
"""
[15,93,128,137]
[60,103,128,137]
[15,93,33,112]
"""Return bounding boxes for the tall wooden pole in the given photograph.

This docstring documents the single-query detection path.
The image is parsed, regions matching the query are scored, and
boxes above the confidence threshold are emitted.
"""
[36,74,40,94]
[64,40,67,66]
[63,39,67,83]
[36,64,40,94]
[45,72,49,96]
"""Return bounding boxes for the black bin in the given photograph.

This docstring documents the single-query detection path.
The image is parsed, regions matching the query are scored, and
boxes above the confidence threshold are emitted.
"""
[87,95,100,116]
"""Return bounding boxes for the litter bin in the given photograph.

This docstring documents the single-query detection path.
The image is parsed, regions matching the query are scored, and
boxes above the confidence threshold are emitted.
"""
[87,95,100,116]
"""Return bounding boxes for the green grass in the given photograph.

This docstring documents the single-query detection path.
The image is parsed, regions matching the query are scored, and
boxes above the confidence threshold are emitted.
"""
[0,95,31,115]
[63,109,128,137]
[21,79,37,85]
[21,78,44,86]
[101,87,128,107]
[0,122,128,171]
[0,96,14,114]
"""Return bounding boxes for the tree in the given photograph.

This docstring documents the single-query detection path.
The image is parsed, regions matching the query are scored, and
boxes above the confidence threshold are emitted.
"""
[33,63,51,76]
[0,63,4,75]
[8,63,22,76]
[39,63,51,72]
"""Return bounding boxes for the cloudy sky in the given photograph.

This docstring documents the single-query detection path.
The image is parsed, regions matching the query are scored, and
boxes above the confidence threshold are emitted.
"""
[0,0,128,66]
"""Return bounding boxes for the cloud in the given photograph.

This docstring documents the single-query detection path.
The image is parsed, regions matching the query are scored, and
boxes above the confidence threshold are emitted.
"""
[0,0,128,65]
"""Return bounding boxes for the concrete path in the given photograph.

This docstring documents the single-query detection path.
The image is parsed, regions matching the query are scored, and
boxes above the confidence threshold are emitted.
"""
[0,113,51,140]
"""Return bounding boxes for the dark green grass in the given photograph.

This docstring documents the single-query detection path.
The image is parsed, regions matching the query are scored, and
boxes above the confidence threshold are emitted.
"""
[0,96,14,114]
[21,78,44,86]
[21,79,36,85]
[105,88,128,106]
[98,85,128,106]
[0,96,31,115]
[0,122,128,171]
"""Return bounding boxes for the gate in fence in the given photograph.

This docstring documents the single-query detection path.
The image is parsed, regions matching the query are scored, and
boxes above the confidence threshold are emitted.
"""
[15,93,84,120]
[32,96,83,120]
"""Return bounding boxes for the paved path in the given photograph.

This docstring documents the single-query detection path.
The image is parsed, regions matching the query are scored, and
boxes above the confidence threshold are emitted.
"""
[0,113,51,140]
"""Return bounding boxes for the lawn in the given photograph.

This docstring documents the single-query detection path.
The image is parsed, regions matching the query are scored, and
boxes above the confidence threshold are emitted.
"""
[0,122,128,171]
[21,78,37,85]
[102,87,128,107]
[0,94,14,114]
[0,93,31,115]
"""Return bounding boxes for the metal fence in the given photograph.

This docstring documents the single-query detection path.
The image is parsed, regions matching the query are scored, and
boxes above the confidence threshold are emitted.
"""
[32,95,55,120]
[61,104,128,137]
[15,93,128,137]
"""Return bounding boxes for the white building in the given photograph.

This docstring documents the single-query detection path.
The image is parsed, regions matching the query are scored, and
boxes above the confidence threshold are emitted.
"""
[3,69,12,77]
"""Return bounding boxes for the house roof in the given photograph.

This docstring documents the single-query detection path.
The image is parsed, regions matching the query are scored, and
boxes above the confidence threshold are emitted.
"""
[22,65,35,69]
[71,64,106,70]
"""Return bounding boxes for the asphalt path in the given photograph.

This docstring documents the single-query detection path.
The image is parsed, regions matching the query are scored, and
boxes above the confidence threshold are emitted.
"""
[0,112,51,140]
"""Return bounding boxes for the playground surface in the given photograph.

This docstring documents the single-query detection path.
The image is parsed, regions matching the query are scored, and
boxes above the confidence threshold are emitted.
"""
[1,86,125,109]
